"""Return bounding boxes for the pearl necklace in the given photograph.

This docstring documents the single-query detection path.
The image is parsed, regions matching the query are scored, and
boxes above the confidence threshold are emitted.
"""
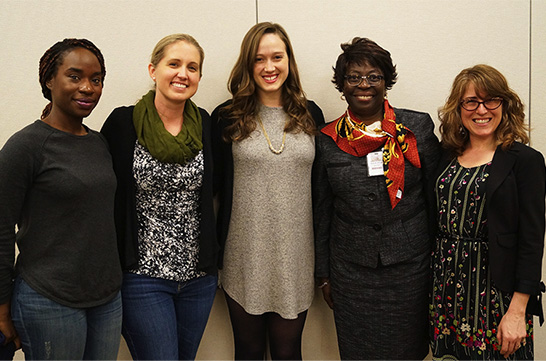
[257,115,286,155]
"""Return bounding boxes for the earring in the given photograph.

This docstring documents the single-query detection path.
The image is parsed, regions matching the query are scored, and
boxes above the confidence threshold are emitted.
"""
[384,92,388,99]
[152,76,156,81]
[340,94,346,101]
[459,126,467,136]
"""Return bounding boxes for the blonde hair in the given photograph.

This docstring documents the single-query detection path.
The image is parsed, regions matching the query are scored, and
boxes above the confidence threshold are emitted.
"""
[439,64,528,155]
[150,34,205,75]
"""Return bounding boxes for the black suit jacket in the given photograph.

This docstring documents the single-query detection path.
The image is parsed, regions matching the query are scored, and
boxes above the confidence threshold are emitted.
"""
[431,142,546,318]
[313,108,441,277]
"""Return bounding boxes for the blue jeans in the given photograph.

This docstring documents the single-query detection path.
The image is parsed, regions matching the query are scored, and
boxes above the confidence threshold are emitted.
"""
[11,277,122,360]
[121,272,217,360]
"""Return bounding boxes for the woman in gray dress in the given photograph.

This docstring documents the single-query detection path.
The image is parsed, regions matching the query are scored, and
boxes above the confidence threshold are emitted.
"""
[313,37,440,359]
[211,22,324,360]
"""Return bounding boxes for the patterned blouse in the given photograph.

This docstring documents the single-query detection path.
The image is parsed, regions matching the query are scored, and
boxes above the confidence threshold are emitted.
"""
[436,158,489,238]
[131,141,205,282]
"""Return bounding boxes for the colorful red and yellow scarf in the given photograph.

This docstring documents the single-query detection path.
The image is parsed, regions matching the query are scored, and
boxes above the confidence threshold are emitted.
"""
[321,99,421,209]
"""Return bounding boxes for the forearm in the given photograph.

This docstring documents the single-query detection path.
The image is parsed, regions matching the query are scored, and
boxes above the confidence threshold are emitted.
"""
[506,291,530,316]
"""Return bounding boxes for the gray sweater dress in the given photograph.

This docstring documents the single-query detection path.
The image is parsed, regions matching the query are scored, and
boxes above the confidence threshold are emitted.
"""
[220,104,315,319]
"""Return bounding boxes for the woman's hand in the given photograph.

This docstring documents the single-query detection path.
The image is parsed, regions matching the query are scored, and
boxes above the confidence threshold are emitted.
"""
[0,302,20,350]
[318,277,334,309]
[497,292,529,358]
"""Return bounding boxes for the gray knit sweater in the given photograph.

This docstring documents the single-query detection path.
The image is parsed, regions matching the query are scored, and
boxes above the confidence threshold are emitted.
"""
[0,120,122,307]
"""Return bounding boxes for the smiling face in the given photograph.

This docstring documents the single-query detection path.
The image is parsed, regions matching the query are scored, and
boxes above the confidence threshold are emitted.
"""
[253,33,289,105]
[46,47,103,122]
[460,82,502,144]
[343,62,386,125]
[149,40,201,107]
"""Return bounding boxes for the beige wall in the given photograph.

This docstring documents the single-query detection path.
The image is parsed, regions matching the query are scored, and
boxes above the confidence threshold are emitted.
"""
[1,0,544,359]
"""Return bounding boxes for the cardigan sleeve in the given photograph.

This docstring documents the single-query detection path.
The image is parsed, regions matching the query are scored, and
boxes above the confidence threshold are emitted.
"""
[513,147,546,295]
[307,100,327,278]
[100,107,140,270]
[307,100,325,127]
[312,131,334,278]
[210,101,230,197]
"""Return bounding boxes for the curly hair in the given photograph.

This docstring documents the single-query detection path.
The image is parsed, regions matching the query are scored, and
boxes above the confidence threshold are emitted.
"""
[39,38,105,119]
[332,37,397,93]
[439,64,528,155]
[221,22,315,142]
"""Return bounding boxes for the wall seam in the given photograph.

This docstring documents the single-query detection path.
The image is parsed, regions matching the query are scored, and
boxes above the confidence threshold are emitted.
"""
[529,0,532,143]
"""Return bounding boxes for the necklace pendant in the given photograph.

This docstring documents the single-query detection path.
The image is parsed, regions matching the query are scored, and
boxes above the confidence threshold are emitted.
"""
[257,115,287,155]
[269,143,285,154]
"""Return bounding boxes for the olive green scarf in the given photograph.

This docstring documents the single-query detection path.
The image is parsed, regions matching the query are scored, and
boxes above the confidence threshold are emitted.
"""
[133,90,202,164]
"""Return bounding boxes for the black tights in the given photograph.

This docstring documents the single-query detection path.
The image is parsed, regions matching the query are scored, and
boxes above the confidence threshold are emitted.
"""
[225,293,308,360]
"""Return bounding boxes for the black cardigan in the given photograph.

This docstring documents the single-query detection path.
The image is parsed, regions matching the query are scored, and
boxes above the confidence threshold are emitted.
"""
[100,106,219,275]
[210,100,325,268]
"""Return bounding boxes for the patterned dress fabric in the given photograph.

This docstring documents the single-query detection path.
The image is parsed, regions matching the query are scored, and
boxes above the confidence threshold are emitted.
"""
[131,141,205,282]
[220,104,315,320]
[430,159,533,360]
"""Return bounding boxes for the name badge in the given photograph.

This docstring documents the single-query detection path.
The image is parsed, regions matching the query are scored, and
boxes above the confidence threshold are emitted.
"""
[367,151,384,177]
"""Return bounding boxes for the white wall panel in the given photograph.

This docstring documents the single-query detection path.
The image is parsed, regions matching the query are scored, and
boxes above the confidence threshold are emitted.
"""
[0,0,544,360]
[531,1,546,359]
[0,0,255,142]
[258,0,530,126]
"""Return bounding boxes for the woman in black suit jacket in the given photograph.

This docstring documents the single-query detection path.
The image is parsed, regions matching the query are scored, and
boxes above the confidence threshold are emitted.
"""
[429,64,545,360]
[313,37,440,360]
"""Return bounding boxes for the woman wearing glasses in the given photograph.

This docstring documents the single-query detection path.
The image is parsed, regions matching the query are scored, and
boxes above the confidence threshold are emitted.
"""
[429,64,545,360]
[313,37,440,359]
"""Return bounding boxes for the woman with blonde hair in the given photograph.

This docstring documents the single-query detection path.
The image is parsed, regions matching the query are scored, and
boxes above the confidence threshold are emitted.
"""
[211,22,324,360]
[101,34,219,360]
[429,64,545,360]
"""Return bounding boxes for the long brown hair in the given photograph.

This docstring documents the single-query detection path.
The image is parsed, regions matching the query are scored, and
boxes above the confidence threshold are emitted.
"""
[222,22,315,142]
[439,64,528,155]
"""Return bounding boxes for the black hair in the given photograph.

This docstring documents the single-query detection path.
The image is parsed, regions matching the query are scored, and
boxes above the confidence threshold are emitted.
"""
[332,37,397,92]
[39,38,105,119]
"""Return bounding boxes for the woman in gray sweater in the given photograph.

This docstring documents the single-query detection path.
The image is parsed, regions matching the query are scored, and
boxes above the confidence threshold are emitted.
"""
[0,38,122,360]
[212,22,324,360]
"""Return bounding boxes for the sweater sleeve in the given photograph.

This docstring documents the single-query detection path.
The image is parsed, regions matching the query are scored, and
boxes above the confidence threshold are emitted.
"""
[0,130,41,303]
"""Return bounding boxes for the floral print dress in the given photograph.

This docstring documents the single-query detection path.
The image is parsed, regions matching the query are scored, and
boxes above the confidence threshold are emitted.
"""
[430,159,534,360]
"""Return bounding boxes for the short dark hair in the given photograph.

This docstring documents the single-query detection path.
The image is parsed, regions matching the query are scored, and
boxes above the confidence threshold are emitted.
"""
[39,38,105,119]
[332,37,397,92]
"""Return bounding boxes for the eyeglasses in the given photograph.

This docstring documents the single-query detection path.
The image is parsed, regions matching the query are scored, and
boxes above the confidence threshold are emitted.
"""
[460,98,503,111]
[344,74,384,87]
